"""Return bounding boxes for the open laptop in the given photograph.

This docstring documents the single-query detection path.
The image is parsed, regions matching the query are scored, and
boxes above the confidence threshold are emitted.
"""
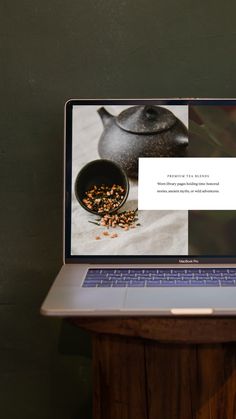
[41,99,236,316]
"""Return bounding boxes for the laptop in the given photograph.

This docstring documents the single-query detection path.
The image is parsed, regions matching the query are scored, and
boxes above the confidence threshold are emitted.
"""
[41,99,236,316]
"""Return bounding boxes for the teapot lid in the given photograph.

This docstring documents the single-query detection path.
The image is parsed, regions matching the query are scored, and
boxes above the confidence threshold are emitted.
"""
[116,105,177,134]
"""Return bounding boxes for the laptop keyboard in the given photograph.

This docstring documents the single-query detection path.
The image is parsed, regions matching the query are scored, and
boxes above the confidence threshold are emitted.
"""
[82,268,236,288]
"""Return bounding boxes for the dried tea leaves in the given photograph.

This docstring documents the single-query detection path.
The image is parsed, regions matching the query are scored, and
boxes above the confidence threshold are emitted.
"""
[82,184,125,214]
[100,209,138,230]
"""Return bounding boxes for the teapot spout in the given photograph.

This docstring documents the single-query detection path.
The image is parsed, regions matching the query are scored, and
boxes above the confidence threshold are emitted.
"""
[97,107,113,126]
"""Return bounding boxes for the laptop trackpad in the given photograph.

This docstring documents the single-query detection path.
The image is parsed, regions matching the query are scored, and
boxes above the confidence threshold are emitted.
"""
[124,288,219,313]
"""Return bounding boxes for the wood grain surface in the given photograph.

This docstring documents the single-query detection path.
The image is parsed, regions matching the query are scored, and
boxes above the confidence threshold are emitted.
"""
[70,317,236,418]
[92,334,236,419]
[71,316,236,344]
[145,342,236,419]
[93,335,148,419]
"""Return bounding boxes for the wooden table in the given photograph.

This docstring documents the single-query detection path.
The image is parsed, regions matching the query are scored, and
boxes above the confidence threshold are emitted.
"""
[71,316,236,419]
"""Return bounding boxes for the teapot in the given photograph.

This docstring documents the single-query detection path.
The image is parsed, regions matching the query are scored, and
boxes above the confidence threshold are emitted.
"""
[97,105,188,178]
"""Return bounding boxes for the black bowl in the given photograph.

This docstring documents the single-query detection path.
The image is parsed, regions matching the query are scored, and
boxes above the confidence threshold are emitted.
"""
[74,159,129,215]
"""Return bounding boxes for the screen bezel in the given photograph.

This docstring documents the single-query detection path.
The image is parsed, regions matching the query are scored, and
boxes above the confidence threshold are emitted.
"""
[65,98,236,264]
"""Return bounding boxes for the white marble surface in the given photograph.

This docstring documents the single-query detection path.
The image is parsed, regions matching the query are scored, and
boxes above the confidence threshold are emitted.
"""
[71,104,188,255]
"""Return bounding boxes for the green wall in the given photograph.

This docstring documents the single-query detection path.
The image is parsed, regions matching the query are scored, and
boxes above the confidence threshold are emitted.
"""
[1,1,236,417]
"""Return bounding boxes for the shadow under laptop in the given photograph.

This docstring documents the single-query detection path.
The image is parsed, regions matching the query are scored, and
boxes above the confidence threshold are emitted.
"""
[52,320,92,419]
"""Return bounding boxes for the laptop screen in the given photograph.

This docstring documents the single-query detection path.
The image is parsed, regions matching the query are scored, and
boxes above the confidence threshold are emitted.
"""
[65,99,236,263]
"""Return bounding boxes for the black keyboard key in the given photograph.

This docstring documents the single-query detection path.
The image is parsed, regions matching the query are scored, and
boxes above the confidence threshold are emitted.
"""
[221,280,235,286]
[97,283,112,287]
[191,280,206,286]
[146,281,162,287]
[206,280,220,286]
[160,280,176,285]
[83,282,99,287]
[175,280,192,286]
[128,281,145,287]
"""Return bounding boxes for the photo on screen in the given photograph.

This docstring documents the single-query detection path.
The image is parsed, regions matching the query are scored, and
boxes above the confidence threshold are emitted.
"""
[70,103,236,257]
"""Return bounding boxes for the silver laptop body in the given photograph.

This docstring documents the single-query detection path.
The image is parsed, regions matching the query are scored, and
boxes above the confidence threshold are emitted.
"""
[41,99,236,316]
